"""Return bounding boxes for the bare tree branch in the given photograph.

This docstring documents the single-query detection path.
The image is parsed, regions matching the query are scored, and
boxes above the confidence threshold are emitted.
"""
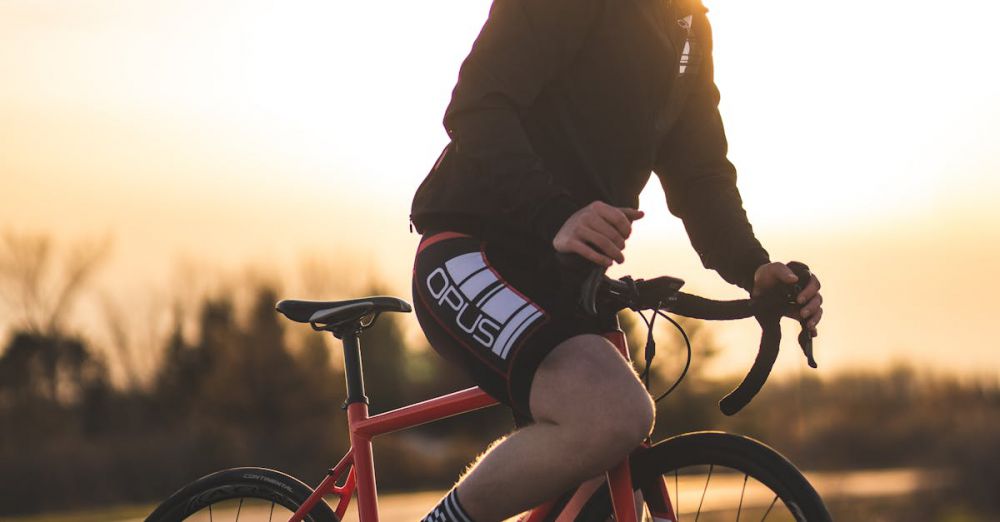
[45,235,112,334]
[0,231,111,336]
[0,231,54,333]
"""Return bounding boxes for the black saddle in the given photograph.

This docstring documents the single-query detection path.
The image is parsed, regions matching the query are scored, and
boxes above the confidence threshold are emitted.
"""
[275,296,412,330]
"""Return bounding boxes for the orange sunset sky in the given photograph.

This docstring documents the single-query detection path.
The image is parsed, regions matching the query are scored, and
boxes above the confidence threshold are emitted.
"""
[2,0,999,381]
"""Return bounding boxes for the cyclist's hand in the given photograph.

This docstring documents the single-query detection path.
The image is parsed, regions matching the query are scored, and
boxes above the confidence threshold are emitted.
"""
[552,201,644,267]
[751,262,823,337]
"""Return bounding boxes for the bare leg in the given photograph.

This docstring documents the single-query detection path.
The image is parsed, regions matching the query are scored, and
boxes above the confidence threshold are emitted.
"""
[455,334,654,522]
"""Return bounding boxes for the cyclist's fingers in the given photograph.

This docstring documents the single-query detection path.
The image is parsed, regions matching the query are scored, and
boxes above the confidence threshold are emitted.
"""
[800,293,823,320]
[807,308,823,336]
[618,207,645,222]
[579,227,624,264]
[568,239,613,267]
[592,202,636,238]
[583,216,626,249]
[797,274,822,305]
[776,264,799,284]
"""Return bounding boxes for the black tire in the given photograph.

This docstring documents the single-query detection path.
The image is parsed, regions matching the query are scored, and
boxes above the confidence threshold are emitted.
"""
[575,431,832,522]
[146,467,339,522]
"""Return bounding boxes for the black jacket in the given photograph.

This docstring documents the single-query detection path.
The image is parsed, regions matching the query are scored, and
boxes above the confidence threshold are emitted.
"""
[410,0,770,291]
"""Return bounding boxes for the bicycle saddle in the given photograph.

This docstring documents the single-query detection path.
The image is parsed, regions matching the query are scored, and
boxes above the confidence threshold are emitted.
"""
[276,296,412,326]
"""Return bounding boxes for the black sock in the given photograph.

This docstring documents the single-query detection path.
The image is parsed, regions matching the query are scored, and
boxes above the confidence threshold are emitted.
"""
[421,488,474,522]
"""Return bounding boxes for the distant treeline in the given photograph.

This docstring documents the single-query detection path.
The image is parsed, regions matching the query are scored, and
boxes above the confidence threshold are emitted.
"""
[0,273,998,518]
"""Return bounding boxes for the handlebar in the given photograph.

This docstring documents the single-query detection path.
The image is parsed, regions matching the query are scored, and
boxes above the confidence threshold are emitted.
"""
[572,258,817,415]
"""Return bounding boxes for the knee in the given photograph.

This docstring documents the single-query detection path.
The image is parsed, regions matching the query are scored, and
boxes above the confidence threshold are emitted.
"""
[530,334,656,464]
[599,390,655,449]
[579,360,656,451]
[626,393,656,442]
[569,387,654,472]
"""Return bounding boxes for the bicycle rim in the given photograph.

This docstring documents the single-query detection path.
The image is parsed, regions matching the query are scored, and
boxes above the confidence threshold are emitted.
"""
[573,432,830,522]
[145,467,338,522]
[633,433,830,522]
[643,463,809,521]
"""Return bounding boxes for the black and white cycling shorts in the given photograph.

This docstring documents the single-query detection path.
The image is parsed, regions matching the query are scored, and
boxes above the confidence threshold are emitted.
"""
[412,231,618,419]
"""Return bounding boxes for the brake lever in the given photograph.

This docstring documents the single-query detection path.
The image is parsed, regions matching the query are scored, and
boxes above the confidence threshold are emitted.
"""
[580,266,605,316]
[554,253,607,316]
[786,261,817,368]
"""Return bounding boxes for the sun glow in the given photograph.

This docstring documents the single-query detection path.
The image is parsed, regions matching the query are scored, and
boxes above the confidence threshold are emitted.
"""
[2,0,999,377]
[5,0,998,228]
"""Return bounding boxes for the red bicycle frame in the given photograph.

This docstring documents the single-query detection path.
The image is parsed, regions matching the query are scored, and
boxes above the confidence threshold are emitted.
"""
[288,331,678,522]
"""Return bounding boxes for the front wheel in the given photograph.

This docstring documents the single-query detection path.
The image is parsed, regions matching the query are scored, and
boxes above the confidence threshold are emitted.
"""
[145,467,338,522]
[577,431,832,521]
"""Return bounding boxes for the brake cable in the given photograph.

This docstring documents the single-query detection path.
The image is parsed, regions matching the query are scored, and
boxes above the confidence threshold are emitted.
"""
[637,305,694,404]
[653,309,692,403]
[637,307,657,389]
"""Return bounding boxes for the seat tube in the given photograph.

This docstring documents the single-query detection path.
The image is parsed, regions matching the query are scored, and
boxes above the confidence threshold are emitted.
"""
[341,331,379,521]
[348,403,379,522]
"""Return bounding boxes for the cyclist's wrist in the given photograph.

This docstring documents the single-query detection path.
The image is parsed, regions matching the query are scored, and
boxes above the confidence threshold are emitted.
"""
[534,195,581,247]
[739,253,772,294]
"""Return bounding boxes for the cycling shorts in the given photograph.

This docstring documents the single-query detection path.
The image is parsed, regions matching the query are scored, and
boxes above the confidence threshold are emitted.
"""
[412,231,618,419]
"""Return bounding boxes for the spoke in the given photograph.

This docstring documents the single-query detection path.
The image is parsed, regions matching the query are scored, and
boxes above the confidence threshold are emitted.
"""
[736,474,748,522]
[235,498,243,521]
[694,464,713,522]
[209,504,213,522]
[269,501,275,522]
[759,495,778,522]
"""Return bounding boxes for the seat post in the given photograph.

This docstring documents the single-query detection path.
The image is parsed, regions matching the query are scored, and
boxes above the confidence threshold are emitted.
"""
[339,326,378,521]
[339,328,369,407]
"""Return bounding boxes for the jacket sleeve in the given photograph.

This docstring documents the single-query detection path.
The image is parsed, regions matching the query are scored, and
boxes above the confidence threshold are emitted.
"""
[443,0,601,243]
[653,20,770,292]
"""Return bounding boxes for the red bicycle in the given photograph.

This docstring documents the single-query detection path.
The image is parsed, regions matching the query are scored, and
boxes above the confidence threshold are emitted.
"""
[146,263,831,521]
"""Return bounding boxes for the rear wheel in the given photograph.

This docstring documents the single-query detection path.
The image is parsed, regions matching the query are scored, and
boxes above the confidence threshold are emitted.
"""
[145,467,338,522]
[576,432,831,521]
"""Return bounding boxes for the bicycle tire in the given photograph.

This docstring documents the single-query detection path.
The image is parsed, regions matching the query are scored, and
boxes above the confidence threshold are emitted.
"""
[574,431,831,522]
[145,467,338,522]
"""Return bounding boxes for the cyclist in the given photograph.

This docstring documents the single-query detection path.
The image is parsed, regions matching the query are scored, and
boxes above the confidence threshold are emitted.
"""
[410,0,823,520]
